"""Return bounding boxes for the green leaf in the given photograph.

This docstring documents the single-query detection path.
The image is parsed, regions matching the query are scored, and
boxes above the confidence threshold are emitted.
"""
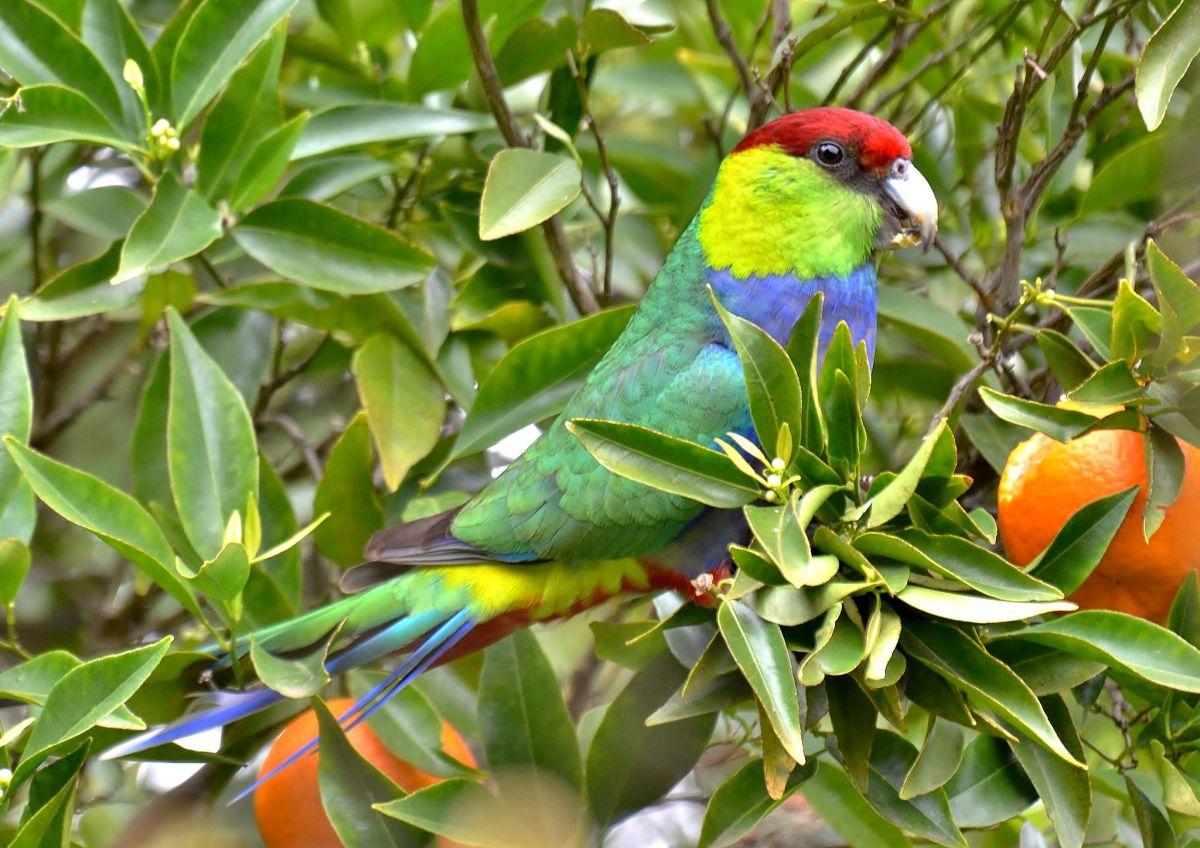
[1147,240,1200,332]
[786,293,826,453]
[900,719,967,800]
[234,199,434,294]
[1010,694,1090,848]
[1026,487,1138,594]
[587,650,717,828]
[978,387,1128,441]
[711,289,802,454]
[1168,571,1200,648]
[863,731,966,848]
[8,748,83,848]
[1112,278,1162,364]
[855,530,1061,601]
[227,110,309,212]
[450,305,634,461]
[0,538,31,605]
[801,759,912,847]
[249,634,331,699]
[1135,0,1200,130]
[170,0,300,127]
[698,758,814,848]
[1068,361,1144,405]
[568,418,760,508]
[352,334,444,491]
[0,651,81,705]
[0,84,127,147]
[998,610,1200,692]
[81,0,158,132]
[479,631,582,790]
[115,174,223,283]
[3,439,202,619]
[20,637,171,783]
[942,736,1036,828]
[295,102,494,158]
[313,699,423,848]
[347,672,465,779]
[717,599,805,763]
[167,308,259,559]
[195,26,285,200]
[1127,774,1177,847]
[902,621,1082,766]
[878,287,976,371]
[0,0,125,128]
[827,675,875,791]
[582,8,654,51]
[20,241,142,322]
[1036,329,1097,392]
[896,585,1075,623]
[826,370,864,471]
[0,298,33,545]
[868,421,947,528]
[314,413,384,569]
[1144,425,1185,539]
[988,642,1106,696]
[479,149,582,240]
[496,17,575,85]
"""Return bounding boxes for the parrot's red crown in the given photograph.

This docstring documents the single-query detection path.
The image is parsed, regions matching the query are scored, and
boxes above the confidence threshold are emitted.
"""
[733,107,912,172]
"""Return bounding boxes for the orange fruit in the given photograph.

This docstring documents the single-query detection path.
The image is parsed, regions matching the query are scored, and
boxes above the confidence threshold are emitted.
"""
[254,697,475,848]
[998,427,1200,623]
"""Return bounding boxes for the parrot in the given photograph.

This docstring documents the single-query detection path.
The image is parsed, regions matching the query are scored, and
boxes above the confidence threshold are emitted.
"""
[106,107,938,792]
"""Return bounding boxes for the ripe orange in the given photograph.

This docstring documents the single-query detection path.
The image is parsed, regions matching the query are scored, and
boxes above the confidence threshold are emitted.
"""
[998,427,1200,623]
[254,697,475,848]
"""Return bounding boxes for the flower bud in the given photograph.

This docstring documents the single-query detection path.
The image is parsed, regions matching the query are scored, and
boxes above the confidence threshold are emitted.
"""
[123,59,144,92]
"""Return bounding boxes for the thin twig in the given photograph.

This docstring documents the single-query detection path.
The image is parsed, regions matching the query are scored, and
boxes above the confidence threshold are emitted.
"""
[259,411,323,480]
[566,51,620,301]
[255,331,331,418]
[32,356,135,448]
[461,0,598,315]
[27,148,44,289]
[705,0,755,104]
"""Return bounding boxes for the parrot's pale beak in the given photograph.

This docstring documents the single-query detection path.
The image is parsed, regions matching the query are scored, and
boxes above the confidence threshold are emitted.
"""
[880,159,938,252]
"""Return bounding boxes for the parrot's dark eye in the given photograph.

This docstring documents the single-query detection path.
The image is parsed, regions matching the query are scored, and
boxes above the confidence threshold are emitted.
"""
[814,141,845,167]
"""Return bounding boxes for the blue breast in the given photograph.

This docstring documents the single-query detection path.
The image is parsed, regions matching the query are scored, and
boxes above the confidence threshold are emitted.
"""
[707,264,878,362]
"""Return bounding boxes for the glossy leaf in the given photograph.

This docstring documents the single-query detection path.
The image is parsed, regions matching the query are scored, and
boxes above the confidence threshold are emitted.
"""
[0,84,127,148]
[900,719,967,800]
[0,299,33,544]
[1009,694,1090,848]
[801,759,912,847]
[314,413,384,568]
[864,732,966,848]
[896,585,1075,623]
[352,334,444,490]
[167,308,259,559]
[855,530,1061,601]
[1144,425,1185,539]
[313,699,422,848]
[234,199,434,294]
[868,421,947,528]
[698,758,814,848]
[295,102,494,158]
[942,736,1036,828]
[1136,0,1200,130]
[902,621,1081,766]
[170,0,300,127]
[999,610,1200,692]
[718,599,805,763]
[587,649,717,828]
[195,27,285,199]
[451,305,634,460]
[227,110,309,212]
[115,174,223,283]
[0,0,125,127]
[479,149,582,240]
[479,630,581,790]
[4,439,202,618]
[1026,487,1138,594]
[569,418,760,508]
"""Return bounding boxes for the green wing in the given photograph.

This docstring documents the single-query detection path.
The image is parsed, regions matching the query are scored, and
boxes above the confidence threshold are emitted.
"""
[451,320,748,562]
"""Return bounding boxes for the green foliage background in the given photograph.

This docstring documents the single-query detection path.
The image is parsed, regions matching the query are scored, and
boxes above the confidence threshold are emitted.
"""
[0,0,1198,846]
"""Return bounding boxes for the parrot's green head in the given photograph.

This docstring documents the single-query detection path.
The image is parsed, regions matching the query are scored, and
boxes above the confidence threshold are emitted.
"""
[698,107,937,279]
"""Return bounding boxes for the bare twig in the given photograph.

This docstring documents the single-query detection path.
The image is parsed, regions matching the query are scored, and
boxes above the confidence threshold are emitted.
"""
[27,148,43,289]
[255,330,331,419]
[933,236,992,310]
[847,0,954,110]
[461,0,598,315]
[386,143,431,229]
[566,51,620,300]
[260,411,323,480]
[32,356,135,448]
[705,0,755,104]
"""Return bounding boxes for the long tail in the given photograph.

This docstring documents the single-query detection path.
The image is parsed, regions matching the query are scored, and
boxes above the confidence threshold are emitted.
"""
[101,575,477,770]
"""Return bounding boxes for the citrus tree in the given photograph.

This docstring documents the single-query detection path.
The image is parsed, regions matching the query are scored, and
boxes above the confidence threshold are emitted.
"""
[0,0,1198,846]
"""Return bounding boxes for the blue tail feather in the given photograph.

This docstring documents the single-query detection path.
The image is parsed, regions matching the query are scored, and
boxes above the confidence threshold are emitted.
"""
[228,610,476,803]
[101,607,474,769]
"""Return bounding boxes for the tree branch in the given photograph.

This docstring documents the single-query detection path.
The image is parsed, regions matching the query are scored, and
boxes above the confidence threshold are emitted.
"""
[461,0,598,315]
